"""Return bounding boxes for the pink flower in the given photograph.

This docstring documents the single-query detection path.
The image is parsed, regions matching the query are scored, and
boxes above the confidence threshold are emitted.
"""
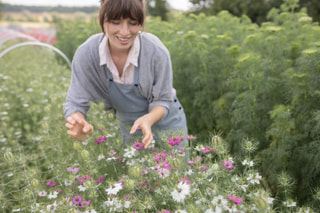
[95,176,105,184]
[222,160,234,170]
[67,167,80,175]
[178,147,185,154]
[227,195,243,205]
[133,141,144,151]
[167,136,184,146]
[80,200,92,208]
[72,194,83,205]
[199,164,208,172]
[155,152,167,163]
[46,180,57,187]
[77,175,92,185]
[202,147,215,154]
[186,135,196,140]
[187,160,196,166]
[179,177,191,185]
[95,136,107,144]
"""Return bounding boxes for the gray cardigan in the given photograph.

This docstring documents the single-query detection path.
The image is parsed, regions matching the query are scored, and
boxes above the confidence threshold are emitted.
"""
[63,32,175,119]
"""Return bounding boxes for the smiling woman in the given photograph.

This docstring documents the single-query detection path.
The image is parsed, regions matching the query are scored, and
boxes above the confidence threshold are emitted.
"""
[63,0,189,151]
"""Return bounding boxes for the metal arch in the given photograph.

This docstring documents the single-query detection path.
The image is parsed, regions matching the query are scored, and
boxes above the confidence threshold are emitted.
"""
[0,33,39,48]
[0,41,72,69]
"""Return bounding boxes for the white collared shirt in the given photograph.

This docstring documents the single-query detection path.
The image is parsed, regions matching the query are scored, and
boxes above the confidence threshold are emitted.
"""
[99,34,140,84]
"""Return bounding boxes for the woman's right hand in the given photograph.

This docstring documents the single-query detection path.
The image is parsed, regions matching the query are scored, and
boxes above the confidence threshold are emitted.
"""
[65,112,94,141]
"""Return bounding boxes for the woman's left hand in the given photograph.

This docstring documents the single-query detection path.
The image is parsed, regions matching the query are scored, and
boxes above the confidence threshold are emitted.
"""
[130,106,164,149]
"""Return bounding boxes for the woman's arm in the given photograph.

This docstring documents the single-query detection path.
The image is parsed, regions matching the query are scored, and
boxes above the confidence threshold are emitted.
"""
[130,105,164,149]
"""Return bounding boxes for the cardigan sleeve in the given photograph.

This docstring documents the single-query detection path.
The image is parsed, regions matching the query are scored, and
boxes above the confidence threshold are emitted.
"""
[139,33,174,118]
[63,34,112,119]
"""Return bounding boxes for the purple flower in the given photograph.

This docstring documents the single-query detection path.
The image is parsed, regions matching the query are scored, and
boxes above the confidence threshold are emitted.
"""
[178,147,185,154]
[227,195,243,205]
[179,177,191,185]
[199,164,208,172]
[95,136,107,144]
[186,135,196,140]
[167,136,184,147]
[46,180,57,187]
[95,176,105,184]
[222,160,234,170]
[67,167,80,175]
[133,141,144,151]
[155,152,167,163]
[202,147,215,155]
[72,194,83,205]
[77,175,92,185]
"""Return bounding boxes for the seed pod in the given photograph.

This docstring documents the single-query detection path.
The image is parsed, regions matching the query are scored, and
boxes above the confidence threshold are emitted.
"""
[4,151,14,162]
[81,150,89,159]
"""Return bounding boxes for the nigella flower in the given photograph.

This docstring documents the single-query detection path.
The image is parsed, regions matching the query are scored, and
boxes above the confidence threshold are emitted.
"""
[133,141,144,151]
[179,177,191,185]
[38,190,47,198]
[105,182,123,196]
[171,182,190,203]
[72,194,83,206]
[155,152,167,163]
[202,147,215,154]
[167,136,184,147]
[80,200,92,208]
[178,147,185,154]
[186,135,196,140]
[95,176,105,184]
[95,136,107,144]
[158,210,171,213]
[227,195,243,205]
[48,191,58,199]
[77,175,92,185]
[46,180,57,187]
[222,159,234,170]
[199,164,208,172]
[67,167,80,175]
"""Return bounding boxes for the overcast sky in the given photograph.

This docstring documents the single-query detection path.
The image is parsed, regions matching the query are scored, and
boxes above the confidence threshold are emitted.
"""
[2,0,192,11]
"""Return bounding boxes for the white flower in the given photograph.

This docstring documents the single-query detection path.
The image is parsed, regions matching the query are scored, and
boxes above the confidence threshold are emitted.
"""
[211,195,228,208]
[283,200,297,207]
[267,197,275,204]
[185,169,193,176]
[106,157,117,161]
[171,182,190,203]
[124,201,131,208]
[64,179,72,186]
[84,210,97,213]
[194,144,205,151]
[48,191,58,199]
[123,147,136,158]
[46,201,57,212]
[247,172,262,185]
[38,190,47,197]
[105,182,123,196]
[98,154,105,161]
[242,159,254,167]
[78,185,87,192]
[204,209,215,213]
[175,210,187,213]
[103,198,122,212]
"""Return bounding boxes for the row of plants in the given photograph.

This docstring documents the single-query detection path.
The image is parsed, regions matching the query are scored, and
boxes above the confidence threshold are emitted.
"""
[0,46,314,212]
[53,0,320,207]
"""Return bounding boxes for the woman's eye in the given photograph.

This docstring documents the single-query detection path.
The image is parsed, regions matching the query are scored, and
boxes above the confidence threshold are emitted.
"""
[129,22,138,26]
[111,21,120,25]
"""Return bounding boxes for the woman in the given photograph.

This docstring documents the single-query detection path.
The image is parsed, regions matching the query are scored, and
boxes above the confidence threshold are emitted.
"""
[64,0,188,149]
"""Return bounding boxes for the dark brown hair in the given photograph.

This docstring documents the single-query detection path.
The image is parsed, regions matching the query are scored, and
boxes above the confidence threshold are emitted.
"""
[99,0,145,33]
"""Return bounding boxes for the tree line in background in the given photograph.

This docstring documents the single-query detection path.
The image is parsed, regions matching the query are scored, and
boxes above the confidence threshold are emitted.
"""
[1,0,320,24]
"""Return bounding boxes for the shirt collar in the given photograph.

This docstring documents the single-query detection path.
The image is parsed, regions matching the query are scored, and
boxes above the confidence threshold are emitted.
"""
[99,33,140,67]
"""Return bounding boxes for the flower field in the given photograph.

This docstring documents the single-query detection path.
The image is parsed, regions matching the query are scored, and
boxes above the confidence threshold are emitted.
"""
[2,0,320,212]
[0,41,314,213]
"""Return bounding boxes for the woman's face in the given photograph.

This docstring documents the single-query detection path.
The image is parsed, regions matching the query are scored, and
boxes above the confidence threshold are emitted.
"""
[104,18,141,53]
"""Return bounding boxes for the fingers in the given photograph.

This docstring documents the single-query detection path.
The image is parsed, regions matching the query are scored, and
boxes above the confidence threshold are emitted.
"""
[142,133,153,149]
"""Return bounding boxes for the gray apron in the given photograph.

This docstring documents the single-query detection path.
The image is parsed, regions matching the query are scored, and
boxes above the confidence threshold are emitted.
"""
[104,65,188,147]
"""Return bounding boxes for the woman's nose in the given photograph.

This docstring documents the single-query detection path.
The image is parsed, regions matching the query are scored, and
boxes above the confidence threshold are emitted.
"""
[120,22,129,35]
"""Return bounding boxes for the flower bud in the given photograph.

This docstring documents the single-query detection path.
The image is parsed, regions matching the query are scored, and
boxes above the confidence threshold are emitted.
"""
[31,179,39,187]
[73,142,82,150]
[81,150,89,159]
[126,179,135,190]
[4,151,14,162]
[212,135,221,146]
[128,166,140,177]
